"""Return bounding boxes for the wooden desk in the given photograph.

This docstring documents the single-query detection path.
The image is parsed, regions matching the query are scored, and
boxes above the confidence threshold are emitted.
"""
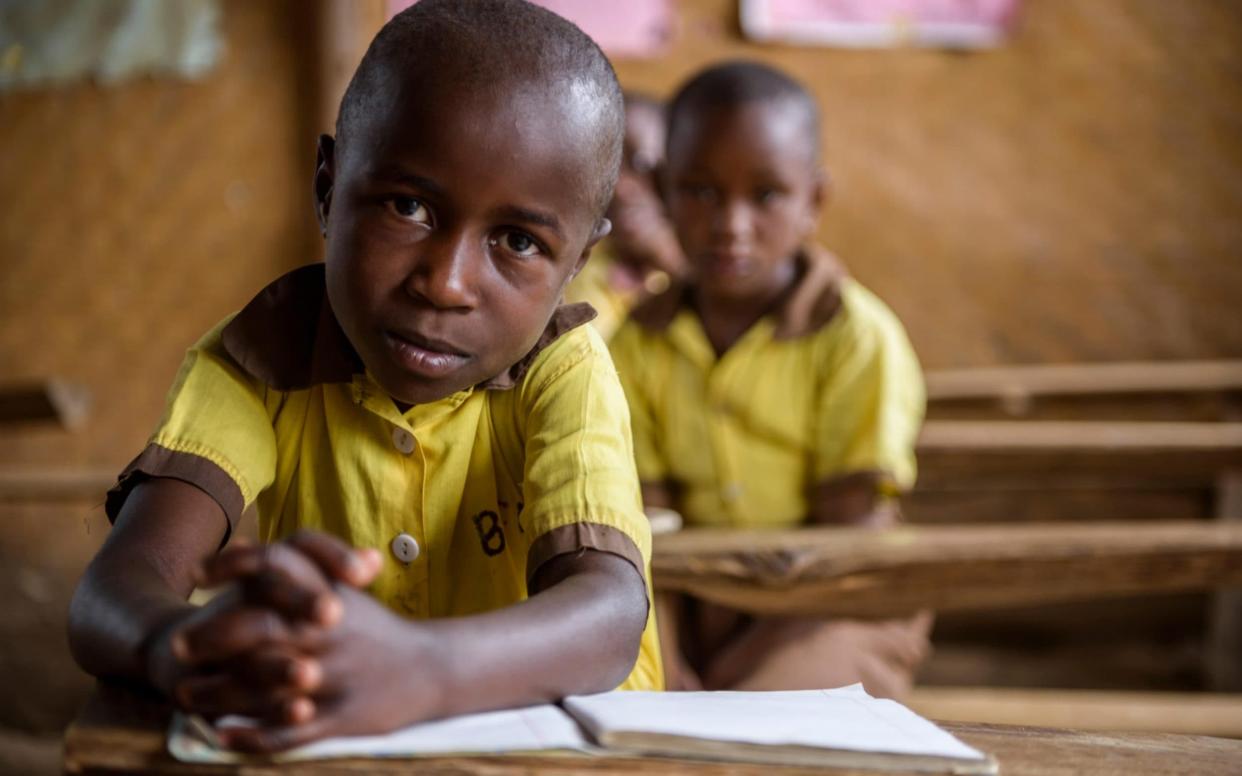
[651,521,1242,618]
[63,684,1242,775]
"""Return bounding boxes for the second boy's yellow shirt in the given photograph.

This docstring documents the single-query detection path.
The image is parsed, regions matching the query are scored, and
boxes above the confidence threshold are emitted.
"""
[610,254,925,529]
[106,264,663,690]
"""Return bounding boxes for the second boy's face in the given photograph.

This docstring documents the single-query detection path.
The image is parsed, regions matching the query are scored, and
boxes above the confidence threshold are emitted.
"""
[664,101,822,301]
[316,83,608,406]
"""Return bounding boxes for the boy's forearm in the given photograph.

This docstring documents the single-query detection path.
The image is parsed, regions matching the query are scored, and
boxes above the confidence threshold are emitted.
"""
[68,556,195,682]
[420,551,648,718]
[68,478,229,686]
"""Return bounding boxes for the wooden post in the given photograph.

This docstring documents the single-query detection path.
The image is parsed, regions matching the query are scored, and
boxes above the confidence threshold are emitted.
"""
[315,0,388,135]
[1208,470,1242,691]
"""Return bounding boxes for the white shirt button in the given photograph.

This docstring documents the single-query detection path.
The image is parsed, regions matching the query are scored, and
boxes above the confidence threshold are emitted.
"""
[391,532,420,563]
[392,427,416,455]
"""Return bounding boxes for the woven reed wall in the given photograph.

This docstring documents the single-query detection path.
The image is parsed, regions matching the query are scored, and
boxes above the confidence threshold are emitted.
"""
[0,0,317,735]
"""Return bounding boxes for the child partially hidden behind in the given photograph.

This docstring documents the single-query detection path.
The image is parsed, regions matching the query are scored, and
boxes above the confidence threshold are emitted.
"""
[609,62,930,696]
[68,0,662,753]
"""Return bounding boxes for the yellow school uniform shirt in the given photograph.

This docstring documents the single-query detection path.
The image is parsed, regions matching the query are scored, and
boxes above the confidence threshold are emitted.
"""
[609,252,925,528]
[105,264,663,690]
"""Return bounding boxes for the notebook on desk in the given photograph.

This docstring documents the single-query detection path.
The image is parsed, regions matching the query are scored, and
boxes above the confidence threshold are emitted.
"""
[170,684,997,774]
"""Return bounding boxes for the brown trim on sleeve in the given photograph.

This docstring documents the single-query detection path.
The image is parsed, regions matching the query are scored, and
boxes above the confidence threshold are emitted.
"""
[221,264,363,390]
[808,469,903,528]
[525,522,648,591]
[477,302,598,390]
[630,246,848,339]
[105,444,245,542]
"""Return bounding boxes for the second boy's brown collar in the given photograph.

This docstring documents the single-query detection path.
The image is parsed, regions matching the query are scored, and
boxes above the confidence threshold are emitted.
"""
[221,263,596,393]
[630,246,848,340]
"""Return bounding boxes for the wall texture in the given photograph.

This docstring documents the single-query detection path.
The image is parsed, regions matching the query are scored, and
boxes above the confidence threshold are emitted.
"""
[0,0,318,736]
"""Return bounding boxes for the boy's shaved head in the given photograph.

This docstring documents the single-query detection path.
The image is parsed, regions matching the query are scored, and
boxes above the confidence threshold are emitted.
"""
[336,0,625,216]
[667,60,820,163]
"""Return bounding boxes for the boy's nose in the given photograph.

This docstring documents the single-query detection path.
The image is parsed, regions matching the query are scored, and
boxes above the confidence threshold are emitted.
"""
[711,199,754,242]
[404,233,480,310]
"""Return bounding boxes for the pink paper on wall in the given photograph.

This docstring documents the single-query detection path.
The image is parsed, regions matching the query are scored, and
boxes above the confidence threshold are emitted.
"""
[741,0,1022,49]
[387,0,673,58]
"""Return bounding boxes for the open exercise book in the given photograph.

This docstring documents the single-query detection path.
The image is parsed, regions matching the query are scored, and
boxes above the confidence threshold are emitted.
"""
[170,684,997,774]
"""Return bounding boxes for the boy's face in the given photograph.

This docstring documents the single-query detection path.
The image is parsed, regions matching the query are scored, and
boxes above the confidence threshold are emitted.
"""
[316,83,609,405]
[664,100,822,301]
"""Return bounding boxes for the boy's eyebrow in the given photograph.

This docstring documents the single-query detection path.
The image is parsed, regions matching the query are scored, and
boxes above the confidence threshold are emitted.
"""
[372,167,447,198]
[493,205,564,240]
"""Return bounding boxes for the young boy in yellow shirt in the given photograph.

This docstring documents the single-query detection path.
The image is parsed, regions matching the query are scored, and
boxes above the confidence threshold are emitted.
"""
[68,0,661,753]
[609,61,928,697]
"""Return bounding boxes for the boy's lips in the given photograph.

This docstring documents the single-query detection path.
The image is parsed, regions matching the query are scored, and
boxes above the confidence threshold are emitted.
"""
[703,249,754,279]
[383,329,471,379]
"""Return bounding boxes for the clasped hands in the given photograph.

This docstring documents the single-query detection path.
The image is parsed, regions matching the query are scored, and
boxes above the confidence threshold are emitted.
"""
[146,531,437,752]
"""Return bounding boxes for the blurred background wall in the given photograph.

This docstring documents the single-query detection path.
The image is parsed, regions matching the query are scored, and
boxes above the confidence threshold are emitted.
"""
[0,0,1238,769]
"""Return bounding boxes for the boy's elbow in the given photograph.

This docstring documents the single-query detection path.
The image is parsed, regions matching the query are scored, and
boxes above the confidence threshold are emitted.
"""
[589,557,649,691]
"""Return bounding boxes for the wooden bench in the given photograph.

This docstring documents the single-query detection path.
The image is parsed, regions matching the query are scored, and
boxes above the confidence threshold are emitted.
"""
[925,360,1242,421]
[63,682,1242,775]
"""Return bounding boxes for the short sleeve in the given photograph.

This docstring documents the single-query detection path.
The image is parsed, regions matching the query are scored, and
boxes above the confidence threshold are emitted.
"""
[105,321,279,539]
[812,286,926,493]
[518,327,651,586]
[608,322,668,485]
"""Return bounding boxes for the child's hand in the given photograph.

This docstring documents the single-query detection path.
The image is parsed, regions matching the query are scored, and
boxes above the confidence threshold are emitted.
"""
[610,175,688,282]
[155,532,383,723]
[199,532,384,621]
[214,583,440,753]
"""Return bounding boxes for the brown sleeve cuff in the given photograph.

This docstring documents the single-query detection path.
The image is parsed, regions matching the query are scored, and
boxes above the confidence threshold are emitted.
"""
[105,443,245,543]
[810,470,902,527]
[526,522,648,594]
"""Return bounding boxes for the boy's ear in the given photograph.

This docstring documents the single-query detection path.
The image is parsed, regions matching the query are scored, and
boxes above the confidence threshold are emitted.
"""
[571,217,613,279]
[314,134,336,236]
[812,166,832,212]
[806,166,831,233]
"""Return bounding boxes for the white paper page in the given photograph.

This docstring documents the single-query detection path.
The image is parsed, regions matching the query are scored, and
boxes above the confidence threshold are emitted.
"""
[563,684,987,762]
[169,704,591,763]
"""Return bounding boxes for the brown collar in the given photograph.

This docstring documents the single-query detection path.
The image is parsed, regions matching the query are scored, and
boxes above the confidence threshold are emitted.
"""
[629,246,847,340]
[221,264,596,392]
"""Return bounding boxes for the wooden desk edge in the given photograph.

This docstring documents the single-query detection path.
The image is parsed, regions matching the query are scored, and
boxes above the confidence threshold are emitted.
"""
[64,686,1242,776]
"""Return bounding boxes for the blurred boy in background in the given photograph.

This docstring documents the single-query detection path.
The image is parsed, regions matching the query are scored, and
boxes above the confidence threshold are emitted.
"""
[610,61,929,697]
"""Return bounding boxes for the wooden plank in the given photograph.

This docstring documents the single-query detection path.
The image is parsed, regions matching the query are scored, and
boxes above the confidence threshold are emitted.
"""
[63,684,1242,775]
[925,360,1242,403]
[918,420,1242,452]
[651,521,1242,618]
[916,421,1242,486]
[904,486,1209,524]
[0,379,91,429]
[0,467,115,501]
[314,0,387,134]
[908,687,1242,738]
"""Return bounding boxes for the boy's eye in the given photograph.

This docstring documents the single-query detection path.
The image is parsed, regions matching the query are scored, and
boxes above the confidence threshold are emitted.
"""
[681,184,716,204]
[494,230,542,258]
[388,196,431,225]
[756,187,781,205]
